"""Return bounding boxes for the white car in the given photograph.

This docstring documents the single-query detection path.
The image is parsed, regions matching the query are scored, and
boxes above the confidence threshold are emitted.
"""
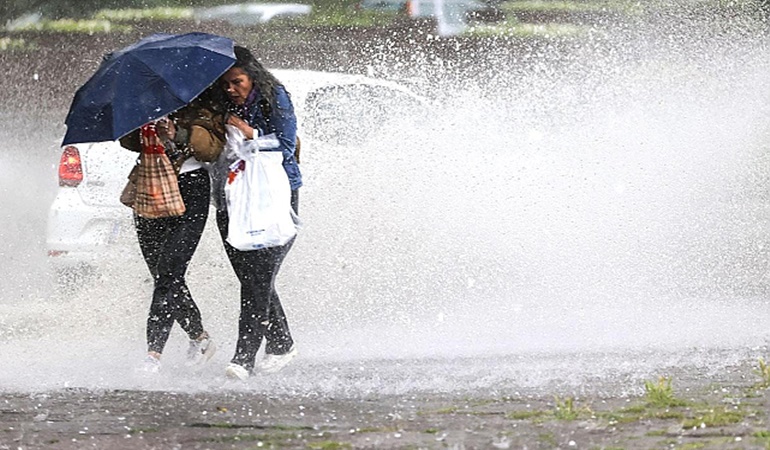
[46,69,428,284]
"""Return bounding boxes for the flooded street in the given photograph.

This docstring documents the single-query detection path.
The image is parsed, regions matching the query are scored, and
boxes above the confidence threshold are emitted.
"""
[3,8,770,448]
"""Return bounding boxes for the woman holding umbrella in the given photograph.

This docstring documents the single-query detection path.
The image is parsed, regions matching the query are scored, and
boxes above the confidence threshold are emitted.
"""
[212,46,302,380]
[120,87,226,373]
[63,32,238,374]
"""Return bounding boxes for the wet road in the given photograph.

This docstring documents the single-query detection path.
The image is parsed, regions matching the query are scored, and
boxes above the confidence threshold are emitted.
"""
[2,347,769,449]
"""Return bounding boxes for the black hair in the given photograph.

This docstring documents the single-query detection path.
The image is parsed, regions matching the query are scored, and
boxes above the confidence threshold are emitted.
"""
[195,83,227,113]
[232,45,281,112]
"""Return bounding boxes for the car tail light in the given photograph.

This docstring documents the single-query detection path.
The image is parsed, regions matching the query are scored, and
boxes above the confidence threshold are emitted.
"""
[59,145,83,187]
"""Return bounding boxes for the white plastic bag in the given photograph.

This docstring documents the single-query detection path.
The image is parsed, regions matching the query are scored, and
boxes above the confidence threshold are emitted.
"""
[224,125,297,250]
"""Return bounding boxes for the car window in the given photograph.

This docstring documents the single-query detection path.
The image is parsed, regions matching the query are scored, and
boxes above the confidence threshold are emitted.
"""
[303,84,425,145]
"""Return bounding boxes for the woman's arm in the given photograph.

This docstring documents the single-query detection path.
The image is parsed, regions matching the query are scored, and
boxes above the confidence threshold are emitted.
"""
[269,86,297,158]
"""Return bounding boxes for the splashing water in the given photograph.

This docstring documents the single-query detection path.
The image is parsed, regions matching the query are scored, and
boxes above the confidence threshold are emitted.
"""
[2,6,770,394]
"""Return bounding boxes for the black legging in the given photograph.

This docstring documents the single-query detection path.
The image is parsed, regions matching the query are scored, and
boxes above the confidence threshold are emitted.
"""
[135,168,210,354]
[216,190,298,370]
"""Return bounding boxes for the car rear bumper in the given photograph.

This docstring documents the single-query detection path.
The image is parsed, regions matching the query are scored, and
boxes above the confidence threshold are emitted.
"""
[46,188,137,270]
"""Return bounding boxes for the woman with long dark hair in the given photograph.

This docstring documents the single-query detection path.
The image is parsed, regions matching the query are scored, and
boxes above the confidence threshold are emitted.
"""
[212,46,302,380]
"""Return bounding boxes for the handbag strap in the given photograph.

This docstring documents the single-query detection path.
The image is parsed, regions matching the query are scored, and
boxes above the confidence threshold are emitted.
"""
[140,123,165,155]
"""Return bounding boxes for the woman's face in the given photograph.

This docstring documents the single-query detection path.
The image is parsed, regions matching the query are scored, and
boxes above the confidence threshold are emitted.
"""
[220,67,253,105]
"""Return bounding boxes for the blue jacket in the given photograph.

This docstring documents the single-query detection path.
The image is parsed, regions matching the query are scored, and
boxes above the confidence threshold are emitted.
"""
[244,85,303,190]
[211,85,303,212]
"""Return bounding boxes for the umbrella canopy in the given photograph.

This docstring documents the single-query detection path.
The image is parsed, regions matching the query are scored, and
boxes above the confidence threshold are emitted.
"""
[62,32,235,146]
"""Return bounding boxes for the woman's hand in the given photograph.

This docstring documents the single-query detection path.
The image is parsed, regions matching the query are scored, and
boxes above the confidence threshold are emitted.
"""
[155,118,176,142]
[227,114,254,140]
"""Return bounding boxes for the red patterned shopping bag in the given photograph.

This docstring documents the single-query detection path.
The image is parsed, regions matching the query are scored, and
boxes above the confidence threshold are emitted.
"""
[133,123,186,219]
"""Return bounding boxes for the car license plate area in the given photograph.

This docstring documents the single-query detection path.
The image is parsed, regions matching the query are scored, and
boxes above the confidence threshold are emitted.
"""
[107,220,135,245]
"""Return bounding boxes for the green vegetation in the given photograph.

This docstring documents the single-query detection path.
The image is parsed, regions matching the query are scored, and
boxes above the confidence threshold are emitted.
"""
[308,442,352,450]
[500,0,630,13]
[295,6,399,27]
[506,409,547,420]
[0,37,35,51]
[538,431,558,447]
[202,431,297,445]
[644,377,688,408]
[468,22,590,39]
[754,357,770,388]
[677,443,707,450]
[1,0,232,22]
[433,406,460,414]
[598,405,685,425]
[504,397,591,422]
[682,407,745,428]
[355,426,400,433]
[4,0,761,40]
[8,18,130,33]
[502,376,750,432]
[553,396,590,420]
[93,7,193,21]
[190,422,313,431]
[646,429,668,437]
[753,430,770,448]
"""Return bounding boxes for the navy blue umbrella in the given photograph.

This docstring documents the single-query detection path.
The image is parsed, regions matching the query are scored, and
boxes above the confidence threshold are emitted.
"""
[62,32,235,146]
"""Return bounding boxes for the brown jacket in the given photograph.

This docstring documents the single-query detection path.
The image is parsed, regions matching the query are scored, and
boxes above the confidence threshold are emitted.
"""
[119,100,225,167]
[173,97,226,162]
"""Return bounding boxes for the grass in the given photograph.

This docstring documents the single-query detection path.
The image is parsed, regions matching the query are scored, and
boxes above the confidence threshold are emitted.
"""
[7,18,130,33]
[93,7,193,21]
[553,396,591,420]
[754,357,770,388]
[599,406,685,425]
[503,397,591,422]
[433,406,459,414]
[0,37,36,51]
[0,0,633,36]
[682,406,745,428]
[189,422,313,431]
[644,377,688,408]
[296,8,400,27]
[753,430,770,448]
[201,431,299,445]
[355,426,400,433]
[538,431,558,447]
[3,0,761,35]
[500,0,632,13]
[506,409,547,420]
[308,442,352,449]
[467,22,592,39]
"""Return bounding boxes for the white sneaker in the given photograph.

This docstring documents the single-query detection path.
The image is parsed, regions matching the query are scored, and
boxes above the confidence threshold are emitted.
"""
[225,363,250,381]
[186,335,217,367]
[258,345,298,373]
[139,355,161,374]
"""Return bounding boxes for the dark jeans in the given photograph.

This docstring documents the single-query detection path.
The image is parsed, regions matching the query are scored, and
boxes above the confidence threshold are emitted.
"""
[216,190,298,370]
[135,168,210,354]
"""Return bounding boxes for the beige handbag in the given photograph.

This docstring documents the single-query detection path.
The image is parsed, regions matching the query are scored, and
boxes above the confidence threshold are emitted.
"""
[119,164,139,208]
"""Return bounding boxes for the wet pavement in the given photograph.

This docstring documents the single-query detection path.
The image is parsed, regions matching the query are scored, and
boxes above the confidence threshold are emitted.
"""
[3,348,770,449]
